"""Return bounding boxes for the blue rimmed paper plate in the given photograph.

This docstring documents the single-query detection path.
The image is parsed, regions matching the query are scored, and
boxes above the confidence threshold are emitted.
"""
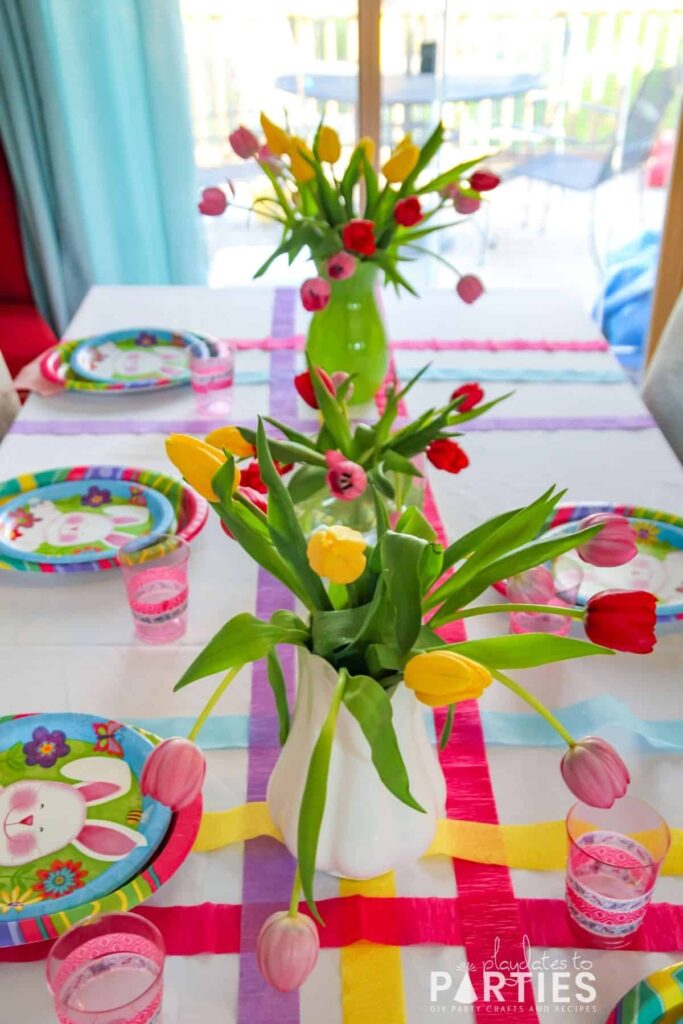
[496,503,683,624]
[606,961,683,1022]
[0,713,171,923]
[0,478,174,566]
[0,465,208,577]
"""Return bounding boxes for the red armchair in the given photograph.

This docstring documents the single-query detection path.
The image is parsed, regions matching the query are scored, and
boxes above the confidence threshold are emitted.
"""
[0,141,57,378]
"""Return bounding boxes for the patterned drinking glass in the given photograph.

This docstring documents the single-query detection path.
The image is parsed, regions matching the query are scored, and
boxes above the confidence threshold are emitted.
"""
[119,534,190,644]
[190,339,234,417]
[46,912,165,1024]
[566,796,670,948]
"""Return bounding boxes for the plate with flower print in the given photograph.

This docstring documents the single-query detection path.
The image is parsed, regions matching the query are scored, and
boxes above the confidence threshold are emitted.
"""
[69,329,207,389]
[0,714,171,924]
[605,961,683,1022]
[0,479,174,566]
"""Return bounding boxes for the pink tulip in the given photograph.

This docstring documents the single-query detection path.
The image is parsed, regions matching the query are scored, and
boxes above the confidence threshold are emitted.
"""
[577,513,638,568]
[257,145,283,175]
[330,371,354,401]
[325,450,367,502]
[561,737,630,809]
[454,192,481,215]
[140,737,206,811]
[507,566,556,604]
[326,251,357,281]
[456,275,485,304]
[229,126,260,160]
[300,277,331,312]
[198,187,228,216]
[256,911,320,992]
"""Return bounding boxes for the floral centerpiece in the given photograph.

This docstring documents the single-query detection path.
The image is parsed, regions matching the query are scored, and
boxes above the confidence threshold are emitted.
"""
[196,362,508,534]
[199,117,499,403]
[163,426,656,991]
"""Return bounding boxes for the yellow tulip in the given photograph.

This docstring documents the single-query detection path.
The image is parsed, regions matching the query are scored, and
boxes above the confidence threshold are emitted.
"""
[317,125,341,164]
[307,525,367,585]
[382,143,420,184]
[393,133,413,153]
[165,434,240,502]
[358,136,375,164]
[289,136,316,183]
[260,113,290,157]
[403,650,492,708]
[205,426,255,458]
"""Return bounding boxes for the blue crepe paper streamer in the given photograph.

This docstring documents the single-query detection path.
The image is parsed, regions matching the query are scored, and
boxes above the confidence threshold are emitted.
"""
[129,696,683,753]
[234,367,626,387]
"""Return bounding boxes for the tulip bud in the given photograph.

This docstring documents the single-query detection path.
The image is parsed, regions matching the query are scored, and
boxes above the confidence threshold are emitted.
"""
[165,434,239,502]
[307,525,367,585]
[204,426,255,459]
[325,450,367,501]
[326,251,357,281]
[456,275,485,304]
[289,137,316,183]
[454,191,481,215]
[426,438,469,474]
[228,125,259,160]
[450,382,484,412]
[294,368,335,409]
[198,187,228,217]
[584,589,657,654]
[469,169,500,192]
[300,277,331,313]
[260,113,290,157]
[141,737,206,811]
[404,650,492,707]
[317,125,341,164]
[577,513,638,568]
[256,911,320,992]
[561,737,630,809]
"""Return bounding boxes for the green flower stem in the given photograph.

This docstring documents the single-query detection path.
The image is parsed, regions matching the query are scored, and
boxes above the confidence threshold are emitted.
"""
[490,668,576,747]
[187,665,243,743]
[451,603,585,621]
[288,866,302,917]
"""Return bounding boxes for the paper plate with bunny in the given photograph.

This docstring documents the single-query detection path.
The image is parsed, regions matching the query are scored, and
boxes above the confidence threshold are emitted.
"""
[0,714,171,923]
[0,478,174,566]
[70,329,197,388]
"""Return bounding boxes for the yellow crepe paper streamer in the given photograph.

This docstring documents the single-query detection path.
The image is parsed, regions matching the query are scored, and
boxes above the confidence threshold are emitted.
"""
[193,802,683,875]
[339,872,407,1024]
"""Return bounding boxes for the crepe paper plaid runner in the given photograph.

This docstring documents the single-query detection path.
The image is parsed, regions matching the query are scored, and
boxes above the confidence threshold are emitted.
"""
[237,292,300,1024]
[9,413,657,436]
[230,336,610,353]
[130,693,683,753]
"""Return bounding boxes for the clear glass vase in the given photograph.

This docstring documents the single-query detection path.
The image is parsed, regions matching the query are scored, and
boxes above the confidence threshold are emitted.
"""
[306,262,389,406]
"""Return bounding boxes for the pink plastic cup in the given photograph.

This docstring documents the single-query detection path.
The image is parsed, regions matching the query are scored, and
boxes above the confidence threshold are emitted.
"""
[119,534,190,644]
[566,796,670,948]
[190,340,234,417]
[46,912,165,1024]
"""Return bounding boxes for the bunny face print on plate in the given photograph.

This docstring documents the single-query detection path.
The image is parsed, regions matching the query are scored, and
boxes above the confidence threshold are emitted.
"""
[70,330,193,387]
[0,714,171,922]
[0,479,174,565]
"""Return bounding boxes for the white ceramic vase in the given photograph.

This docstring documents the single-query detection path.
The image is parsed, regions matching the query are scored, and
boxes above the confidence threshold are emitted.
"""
[267,648,446,880]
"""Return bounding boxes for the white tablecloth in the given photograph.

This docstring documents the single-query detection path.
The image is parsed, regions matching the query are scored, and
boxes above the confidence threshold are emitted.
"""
[1,285,681,1022]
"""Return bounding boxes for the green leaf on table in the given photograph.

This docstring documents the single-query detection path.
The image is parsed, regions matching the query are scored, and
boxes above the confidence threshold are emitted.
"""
[266,649,291,745]
[175,613,309,689]
[342,672,425,812]
[256,420,332,610]
[432,634,614,669]
[298,671,347,921]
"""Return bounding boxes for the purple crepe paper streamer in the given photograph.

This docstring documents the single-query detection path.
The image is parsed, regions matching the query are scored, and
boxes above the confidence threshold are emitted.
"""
[10,413,657,436]
[237,297,301,1023]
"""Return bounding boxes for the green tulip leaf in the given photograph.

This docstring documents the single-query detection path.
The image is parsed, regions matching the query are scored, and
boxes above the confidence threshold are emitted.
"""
[287,464,328,504]
[434,634,613,669]
[395,505,437,542]
[266,649,291,745]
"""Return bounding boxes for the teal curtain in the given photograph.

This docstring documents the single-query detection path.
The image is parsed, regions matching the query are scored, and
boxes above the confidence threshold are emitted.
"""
[0,0,205,333]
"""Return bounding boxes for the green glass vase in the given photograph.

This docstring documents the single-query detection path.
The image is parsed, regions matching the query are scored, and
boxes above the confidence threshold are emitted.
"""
[306,262,389,405]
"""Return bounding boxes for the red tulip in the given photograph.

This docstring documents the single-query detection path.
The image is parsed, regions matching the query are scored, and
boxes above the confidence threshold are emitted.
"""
[577,513,638,568]
[198,187,228,216]
[256,911,320,992]
[325,450,367,501]
[341,218,376,256]
[300,277,331,312]
[229,125,259,159]
[426,438,470,474]
[294,368,335,409]
[470,169,500,192]
[584,590,657,654]
[451,382,484,412]
[141,737,206,811]
[239,460,291,494]
[326,252,356,281]
[561,737,630,809]
[454,191,481,215]
[394,195,423,227]
[456,275,485,304]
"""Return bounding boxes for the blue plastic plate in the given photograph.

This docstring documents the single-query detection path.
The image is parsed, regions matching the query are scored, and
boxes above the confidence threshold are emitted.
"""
[69,329,209,388]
